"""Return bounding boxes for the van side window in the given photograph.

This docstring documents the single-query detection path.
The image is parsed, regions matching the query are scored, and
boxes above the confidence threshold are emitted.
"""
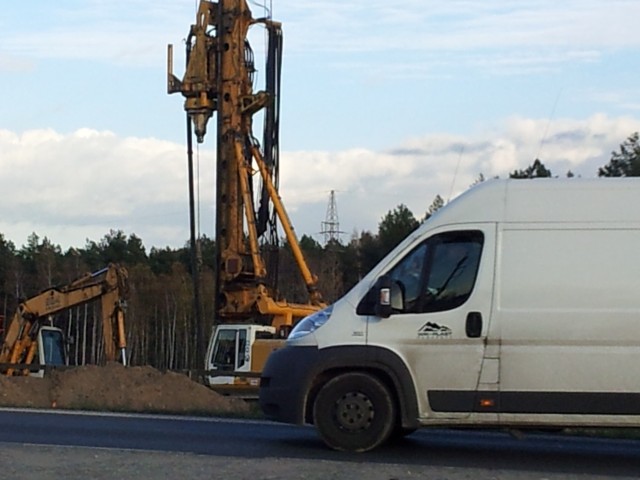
[387,231,483,314]
[388,243,429,313]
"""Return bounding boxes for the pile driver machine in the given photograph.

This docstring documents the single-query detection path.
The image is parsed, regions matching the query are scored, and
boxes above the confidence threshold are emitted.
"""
[168,0,324,386]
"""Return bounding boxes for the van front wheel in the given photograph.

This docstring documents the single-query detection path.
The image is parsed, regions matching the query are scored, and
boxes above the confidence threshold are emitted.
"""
[312,372,395,452]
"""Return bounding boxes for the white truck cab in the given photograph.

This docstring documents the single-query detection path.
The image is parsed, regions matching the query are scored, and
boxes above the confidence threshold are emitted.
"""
[205,324,280,387]
[259,178,640,452]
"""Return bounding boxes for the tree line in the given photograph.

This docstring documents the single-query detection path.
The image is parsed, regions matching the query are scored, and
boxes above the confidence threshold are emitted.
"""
[1,133,638,370]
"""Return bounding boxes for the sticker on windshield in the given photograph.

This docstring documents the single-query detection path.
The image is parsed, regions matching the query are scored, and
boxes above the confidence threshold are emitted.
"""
[418,321,452,338]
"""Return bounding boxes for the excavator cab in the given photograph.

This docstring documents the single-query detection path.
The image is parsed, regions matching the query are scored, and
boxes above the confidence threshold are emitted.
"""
[38,326,66,366]
[32,325,66,378]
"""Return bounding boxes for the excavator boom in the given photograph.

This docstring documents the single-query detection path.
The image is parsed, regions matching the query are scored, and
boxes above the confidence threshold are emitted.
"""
[0,263,129,375]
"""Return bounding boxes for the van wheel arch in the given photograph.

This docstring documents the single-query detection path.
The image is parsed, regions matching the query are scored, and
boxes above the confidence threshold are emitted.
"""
[303,346,419,431]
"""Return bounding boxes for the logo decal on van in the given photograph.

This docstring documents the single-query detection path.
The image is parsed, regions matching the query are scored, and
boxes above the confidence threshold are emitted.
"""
[418,322,452,338]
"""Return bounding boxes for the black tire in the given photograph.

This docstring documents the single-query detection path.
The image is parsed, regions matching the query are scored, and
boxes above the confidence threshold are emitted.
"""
[312,372,396,452]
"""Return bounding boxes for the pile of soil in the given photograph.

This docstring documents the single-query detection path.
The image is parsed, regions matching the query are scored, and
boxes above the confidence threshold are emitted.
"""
[0,363,250,415]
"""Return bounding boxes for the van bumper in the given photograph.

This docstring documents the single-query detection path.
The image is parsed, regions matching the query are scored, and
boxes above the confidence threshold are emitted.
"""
[259,345,319,425]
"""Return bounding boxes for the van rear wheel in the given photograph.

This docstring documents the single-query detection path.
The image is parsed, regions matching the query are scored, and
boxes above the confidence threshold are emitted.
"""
[312,372,395,452]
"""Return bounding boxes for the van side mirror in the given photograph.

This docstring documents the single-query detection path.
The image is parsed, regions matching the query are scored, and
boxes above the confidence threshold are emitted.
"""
[356,275,404,317]
[374,275,392,318]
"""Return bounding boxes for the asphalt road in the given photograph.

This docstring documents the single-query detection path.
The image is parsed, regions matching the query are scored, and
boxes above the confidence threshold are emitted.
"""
[1,408,640,479]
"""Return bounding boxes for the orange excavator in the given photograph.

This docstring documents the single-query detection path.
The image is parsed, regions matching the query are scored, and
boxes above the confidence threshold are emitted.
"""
[0,264,128,376]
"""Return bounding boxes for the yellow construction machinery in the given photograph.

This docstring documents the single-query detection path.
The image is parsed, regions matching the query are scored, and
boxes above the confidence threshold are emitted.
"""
[0,264,128,376]
[168,0,324,387]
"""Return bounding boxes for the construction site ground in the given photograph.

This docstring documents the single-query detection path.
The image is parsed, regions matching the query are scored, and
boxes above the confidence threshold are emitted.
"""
[0,363,251,416]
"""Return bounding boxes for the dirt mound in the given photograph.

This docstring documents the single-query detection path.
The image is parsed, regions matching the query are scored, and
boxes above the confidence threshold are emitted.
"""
[0,364,250,416]
[0,375,52,409]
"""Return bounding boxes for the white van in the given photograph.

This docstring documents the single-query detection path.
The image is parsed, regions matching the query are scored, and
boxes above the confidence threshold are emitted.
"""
[259,178,640,452]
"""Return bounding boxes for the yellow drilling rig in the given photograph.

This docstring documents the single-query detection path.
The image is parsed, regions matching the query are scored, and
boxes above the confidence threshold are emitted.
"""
[168,0,324,387]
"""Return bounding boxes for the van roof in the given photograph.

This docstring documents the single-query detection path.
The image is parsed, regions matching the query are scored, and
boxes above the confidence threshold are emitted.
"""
[361,177,640,285]
[427,177,640,226]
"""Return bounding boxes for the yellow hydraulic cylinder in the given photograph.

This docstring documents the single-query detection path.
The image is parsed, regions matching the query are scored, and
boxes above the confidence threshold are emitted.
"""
[251,145,324,306]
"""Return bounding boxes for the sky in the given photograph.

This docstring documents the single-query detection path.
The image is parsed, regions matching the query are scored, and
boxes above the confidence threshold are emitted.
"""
[1,0,640,251]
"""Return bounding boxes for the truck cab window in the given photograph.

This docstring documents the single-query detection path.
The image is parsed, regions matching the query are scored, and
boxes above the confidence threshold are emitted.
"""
[388,231,483,314]
[237,329,247,368]
[212,329,237,371]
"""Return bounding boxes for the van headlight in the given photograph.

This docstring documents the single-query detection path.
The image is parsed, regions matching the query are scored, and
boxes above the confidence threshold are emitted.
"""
[288,305,333,341]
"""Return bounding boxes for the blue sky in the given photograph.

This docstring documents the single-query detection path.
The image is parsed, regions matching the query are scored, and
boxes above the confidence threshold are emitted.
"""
[1,1,640,249]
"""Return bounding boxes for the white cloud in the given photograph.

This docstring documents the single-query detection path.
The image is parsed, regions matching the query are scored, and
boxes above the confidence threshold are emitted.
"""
[1,117,639,250]
[280,114,640,239]
[0,128,214,250]
[0,52,35,73]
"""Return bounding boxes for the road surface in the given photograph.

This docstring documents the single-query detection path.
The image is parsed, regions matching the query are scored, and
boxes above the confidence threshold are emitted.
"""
[1,408,639,479]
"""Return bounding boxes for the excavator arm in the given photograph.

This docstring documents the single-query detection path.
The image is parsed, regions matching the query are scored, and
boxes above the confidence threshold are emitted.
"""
[0,264,129,376]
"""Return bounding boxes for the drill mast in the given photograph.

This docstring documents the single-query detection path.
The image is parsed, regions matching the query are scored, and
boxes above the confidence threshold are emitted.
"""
[168,0,323,337]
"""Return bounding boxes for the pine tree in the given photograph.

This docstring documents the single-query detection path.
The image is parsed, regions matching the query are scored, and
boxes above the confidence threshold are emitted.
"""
[510,159,553,179]
[378,204,419,256]
[423,194,445,222]
[598,132,640,177]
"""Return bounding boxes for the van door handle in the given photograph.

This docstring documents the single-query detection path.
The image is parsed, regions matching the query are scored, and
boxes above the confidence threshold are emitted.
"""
[466,312,483,338]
